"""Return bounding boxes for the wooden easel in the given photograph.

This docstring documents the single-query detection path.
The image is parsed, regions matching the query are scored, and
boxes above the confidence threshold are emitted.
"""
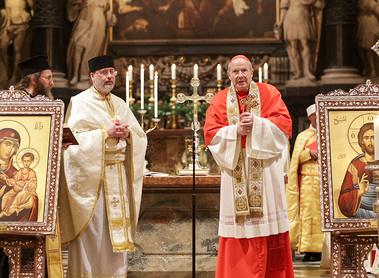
[0,236,46,277]
[330,230,377,277]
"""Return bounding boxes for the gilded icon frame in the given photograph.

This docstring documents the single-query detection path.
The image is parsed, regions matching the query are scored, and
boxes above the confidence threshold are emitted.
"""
[0,89,64,235]
[316,80,379,232]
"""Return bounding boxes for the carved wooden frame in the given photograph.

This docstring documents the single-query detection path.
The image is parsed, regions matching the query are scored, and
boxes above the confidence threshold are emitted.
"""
[316,80,379,231]
[0,89,64,235]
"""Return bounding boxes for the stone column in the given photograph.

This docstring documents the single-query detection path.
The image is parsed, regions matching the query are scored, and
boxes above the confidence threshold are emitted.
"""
[321,0,364,84]
[32,0,68,88]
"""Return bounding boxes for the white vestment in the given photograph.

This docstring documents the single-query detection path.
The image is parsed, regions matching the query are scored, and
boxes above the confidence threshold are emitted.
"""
[60,88,147,277]
[208,115,290,238]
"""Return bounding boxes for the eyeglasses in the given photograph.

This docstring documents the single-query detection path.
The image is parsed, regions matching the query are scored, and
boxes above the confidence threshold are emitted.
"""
[40,75,54,82]
[230,70,250,77]
[96,70,117,77]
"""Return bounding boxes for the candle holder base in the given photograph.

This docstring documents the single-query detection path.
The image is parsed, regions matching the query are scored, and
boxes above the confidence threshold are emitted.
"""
[138,109,147,130]
[146,117,160,134]
[177,163,208,176]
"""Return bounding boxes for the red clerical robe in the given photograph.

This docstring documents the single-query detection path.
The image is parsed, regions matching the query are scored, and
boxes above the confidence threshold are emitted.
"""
[204,83,293,278]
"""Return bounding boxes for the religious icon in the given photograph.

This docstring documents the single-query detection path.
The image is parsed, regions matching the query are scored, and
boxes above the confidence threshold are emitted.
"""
[317,81,379,232]
[331,113,379,219]
[0,118,50,223]
[0,89,63,235]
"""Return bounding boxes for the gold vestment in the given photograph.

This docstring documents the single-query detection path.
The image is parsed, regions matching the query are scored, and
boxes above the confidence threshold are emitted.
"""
[286,127,323,252]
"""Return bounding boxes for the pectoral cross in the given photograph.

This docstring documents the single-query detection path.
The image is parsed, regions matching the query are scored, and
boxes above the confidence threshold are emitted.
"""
[177,78,214,174]
[241,94,258,113]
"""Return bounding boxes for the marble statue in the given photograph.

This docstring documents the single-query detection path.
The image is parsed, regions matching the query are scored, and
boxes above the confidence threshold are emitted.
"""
[0,0,33,86]
[357,0,379,77]
[277,0,325,81]
[66,0,116,87]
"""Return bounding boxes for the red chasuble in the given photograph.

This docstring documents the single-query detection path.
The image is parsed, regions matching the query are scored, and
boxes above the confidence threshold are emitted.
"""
[204,83,292,146]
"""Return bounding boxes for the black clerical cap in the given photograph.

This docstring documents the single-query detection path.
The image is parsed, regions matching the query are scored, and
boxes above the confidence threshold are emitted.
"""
[18,55,50,77]
[88,55,114,73]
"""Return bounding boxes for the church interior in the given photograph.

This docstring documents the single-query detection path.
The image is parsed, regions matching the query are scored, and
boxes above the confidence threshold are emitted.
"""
[2,0,379,277]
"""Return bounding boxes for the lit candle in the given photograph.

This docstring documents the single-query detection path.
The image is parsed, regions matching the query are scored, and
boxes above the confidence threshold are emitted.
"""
[149,64,154,81]
[140,64,144,109]
[217,64,221,80]
[171,64,176,80]
[128,65,133,81]
[126,72,130,106]
[258,67,262,83]
[375,116,379,160]
[263,63,268,80]
[194,64,198,79]
[154,71,158,118]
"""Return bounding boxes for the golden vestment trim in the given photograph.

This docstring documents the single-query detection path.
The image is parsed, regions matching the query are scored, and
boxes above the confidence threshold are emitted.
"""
[46,213,64,277]
[227,81,263,217]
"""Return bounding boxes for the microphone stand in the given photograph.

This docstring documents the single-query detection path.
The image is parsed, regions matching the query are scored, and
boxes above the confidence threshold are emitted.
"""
[192,129,196,277]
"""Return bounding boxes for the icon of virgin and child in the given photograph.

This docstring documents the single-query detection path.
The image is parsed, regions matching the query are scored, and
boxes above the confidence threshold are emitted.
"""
[0,128,38,222]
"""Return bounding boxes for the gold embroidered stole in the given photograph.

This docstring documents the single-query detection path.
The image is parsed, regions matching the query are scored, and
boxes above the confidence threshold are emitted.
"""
[103,147,135,252]
[226,82,264,217]
[91,86,135,252]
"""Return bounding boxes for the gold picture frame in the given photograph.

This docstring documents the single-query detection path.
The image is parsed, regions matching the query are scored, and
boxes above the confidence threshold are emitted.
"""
[108,0,280,55]
[316,80,379,232]
[0,88,64,235]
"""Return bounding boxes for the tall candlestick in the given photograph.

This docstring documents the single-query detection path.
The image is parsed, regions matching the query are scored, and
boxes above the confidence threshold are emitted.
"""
[217,64,221,80]
[154,71,158,118]
[128,65,133,81]
[126,72,130,106]
[141,65,144,109]
[194,64,198,79]
[171,64,176,80]
[258,67,262,83]
[149,64,154,81]
[263,63,268,80]
[375,116,379,160]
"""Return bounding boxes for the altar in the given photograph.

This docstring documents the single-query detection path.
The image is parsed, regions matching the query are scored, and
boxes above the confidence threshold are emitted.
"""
[127,176,221,277]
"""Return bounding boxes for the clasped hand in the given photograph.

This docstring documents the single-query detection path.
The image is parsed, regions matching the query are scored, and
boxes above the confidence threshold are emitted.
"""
[107,119,130,138]
[237,112,254,136]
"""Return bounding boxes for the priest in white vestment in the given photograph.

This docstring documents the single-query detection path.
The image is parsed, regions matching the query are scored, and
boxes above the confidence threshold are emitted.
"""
[59,55,147,277]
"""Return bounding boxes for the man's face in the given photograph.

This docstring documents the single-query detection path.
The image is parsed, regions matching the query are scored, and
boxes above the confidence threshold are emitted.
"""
[227,58,253,92]
[90,67,116,94]
[362,129,375,155]
[308,113,317,129]
[34,69,54,99]
[0,140,17,161]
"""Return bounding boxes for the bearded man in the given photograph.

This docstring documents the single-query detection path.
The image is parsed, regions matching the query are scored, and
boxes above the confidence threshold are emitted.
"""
[16,55,54,99]
[60,55,147,277]
[339,122,377,218]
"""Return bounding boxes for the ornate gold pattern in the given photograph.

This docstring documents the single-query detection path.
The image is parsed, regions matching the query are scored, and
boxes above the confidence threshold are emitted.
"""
[227,82,263,217]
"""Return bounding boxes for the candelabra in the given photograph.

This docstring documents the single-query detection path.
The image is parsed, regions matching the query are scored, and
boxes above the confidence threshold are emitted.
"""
[148,80,154,105]
[263,79,270,84]
[166,80,178,129]
[129,80,135,105]
[216,80,222,92]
